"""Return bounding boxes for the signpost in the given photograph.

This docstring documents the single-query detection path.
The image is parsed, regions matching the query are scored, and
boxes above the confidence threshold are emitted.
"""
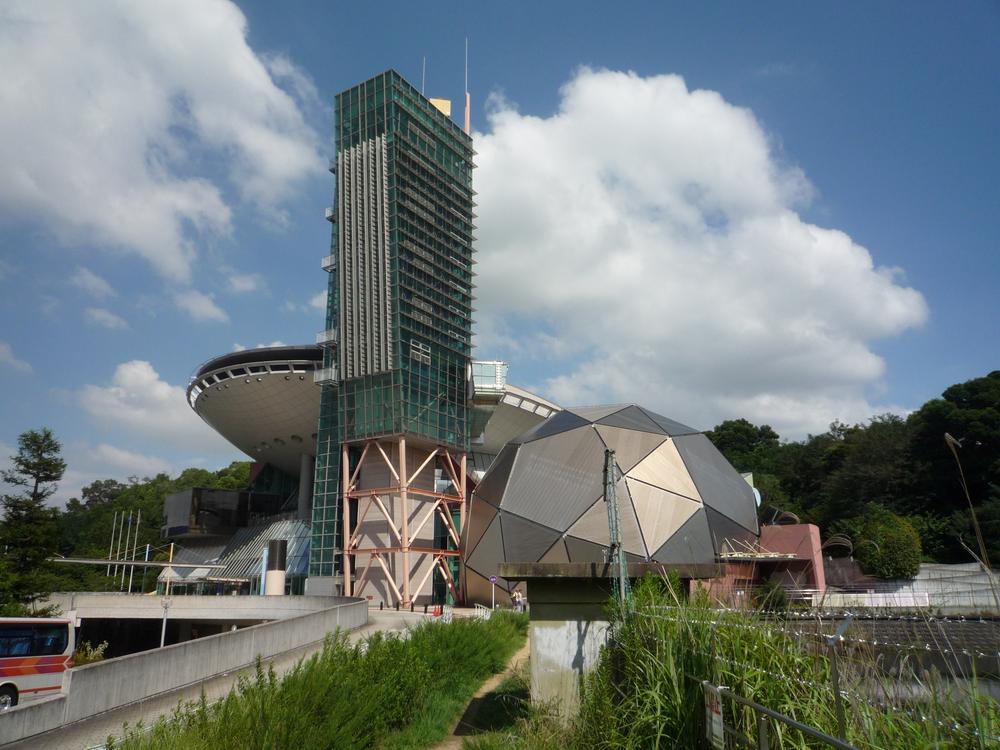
[489,574,497,609]
[704,682,725,750]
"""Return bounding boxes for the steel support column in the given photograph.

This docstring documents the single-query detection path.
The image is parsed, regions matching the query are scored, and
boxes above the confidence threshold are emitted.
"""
[340,437,466,607]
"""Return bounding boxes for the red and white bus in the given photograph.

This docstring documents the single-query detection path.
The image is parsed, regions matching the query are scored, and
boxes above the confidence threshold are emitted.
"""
[0,617,74,709]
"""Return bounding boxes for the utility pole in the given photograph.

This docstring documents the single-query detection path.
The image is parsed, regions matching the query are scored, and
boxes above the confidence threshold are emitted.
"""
[127,510,140,593]
[113,511,125,580]
[160,542,174,648]
[140,543,150,593]
[120,510,133,590]
[107,510,119,577]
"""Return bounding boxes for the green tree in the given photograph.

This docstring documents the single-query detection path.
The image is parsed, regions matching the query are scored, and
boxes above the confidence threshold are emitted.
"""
[705,418,781,474]
[849,504,922,579]
[906,371,1000,561]
[0,428,66,612]
[908,371,1000,508]
[817,414,914,525]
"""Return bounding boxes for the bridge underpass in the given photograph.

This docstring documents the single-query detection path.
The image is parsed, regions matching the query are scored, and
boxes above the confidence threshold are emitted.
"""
[45,592,343,657]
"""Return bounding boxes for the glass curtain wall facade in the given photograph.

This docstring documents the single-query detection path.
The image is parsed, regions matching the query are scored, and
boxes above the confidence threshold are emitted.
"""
[310,70,475,578]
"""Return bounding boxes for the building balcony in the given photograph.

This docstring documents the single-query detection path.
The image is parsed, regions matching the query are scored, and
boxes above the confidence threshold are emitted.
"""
[313,367,338,384]
[472,360,508,398]
[315,328,338,347]
[321,254,336,272]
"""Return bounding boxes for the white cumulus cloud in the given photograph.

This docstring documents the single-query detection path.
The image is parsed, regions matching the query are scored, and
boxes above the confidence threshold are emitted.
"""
[88,443,172,478]
[78,360,235,453]
[86,307,129,330]
[0,341,32,373]
[227,272,264,294]
[174,290,229,323]
[474,69,928,437]
[0,0,321,281]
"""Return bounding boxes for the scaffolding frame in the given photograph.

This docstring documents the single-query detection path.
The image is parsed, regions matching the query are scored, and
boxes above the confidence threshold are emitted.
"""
[340,436,466,606]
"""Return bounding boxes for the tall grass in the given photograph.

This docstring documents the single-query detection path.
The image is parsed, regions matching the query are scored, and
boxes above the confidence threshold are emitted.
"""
[576,576,1000,749]
[114,611,527,750]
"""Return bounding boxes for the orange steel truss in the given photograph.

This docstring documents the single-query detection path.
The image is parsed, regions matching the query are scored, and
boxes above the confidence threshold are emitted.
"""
[340,437,466,606]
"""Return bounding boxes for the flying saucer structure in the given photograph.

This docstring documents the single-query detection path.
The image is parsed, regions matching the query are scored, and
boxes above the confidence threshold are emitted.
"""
[187,346,323,477]
[187,350,560,501]
[463,404,760,603]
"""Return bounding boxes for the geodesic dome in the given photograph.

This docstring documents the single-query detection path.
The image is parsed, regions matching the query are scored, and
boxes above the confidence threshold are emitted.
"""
[463,404,759,602]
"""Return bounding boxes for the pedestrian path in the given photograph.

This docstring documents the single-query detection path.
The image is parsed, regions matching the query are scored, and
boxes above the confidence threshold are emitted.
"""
[433,634,531,750]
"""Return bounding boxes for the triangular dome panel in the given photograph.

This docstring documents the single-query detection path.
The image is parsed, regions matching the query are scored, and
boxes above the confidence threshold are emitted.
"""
[567,404,630,422]
[627,440,702,503]
[466,567,509,602]
[474,443,518,508]
[501,512,562,564]
[596,405,665,435]
[705,505,758,550]
[465,514,504,580]
[595,424,666,473]
[516,409,591,443]
[673,434,759,533]
[566,478,645,557]
[650,511,716,566]
[539,538,570,563]
[564,535,608,562]
[626,478,701,556]
[463,498,497,553]
[499,425,606,531]
[637,406,700,436]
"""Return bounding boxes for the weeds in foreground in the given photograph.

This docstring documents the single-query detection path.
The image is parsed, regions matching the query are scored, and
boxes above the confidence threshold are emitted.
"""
[114,611,527,750]
[469,577,1000,750]
[577,576,1000,749]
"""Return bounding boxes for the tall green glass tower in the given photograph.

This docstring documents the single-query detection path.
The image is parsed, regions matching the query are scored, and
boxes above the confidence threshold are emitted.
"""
[310,70,475,583]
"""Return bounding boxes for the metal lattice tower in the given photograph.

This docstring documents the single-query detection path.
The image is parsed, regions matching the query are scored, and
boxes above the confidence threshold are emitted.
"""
[603,448,631,611]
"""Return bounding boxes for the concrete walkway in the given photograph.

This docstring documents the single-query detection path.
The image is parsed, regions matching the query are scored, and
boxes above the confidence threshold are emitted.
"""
[7,610,427,750]
[433,635,531,750]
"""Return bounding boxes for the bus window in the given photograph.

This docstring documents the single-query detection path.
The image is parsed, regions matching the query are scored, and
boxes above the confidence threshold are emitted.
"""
[0,619,74,709]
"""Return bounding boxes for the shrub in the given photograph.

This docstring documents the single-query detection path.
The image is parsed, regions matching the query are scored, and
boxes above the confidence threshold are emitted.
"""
[854,503,922,579]
[73,640,108,666]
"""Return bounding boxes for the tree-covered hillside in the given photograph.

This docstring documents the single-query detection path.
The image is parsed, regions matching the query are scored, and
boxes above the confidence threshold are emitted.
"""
[706,370,1000,567]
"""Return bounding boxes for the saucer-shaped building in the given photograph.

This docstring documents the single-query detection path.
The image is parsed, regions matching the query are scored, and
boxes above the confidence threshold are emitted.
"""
[463,404,760,602]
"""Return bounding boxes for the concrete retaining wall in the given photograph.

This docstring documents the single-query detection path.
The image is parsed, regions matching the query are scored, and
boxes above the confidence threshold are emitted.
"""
[0,597,367,745]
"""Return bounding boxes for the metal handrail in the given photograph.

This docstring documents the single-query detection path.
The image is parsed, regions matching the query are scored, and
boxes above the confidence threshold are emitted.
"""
[702,680,859,750]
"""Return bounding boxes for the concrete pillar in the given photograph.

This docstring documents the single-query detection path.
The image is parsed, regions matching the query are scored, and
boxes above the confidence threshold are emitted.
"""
[298,453,315,522]
[501,562,720,720]
[264,539,287,596]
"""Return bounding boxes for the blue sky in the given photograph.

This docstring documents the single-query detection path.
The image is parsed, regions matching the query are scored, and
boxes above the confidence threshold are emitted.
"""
[0,1,997,503]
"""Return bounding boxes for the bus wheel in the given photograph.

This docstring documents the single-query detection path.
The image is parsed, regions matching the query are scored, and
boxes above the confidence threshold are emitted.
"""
[0,686,17,710]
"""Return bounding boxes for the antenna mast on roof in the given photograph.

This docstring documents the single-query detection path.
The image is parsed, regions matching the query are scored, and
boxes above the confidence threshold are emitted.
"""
[421,56,426,95]
[464,37,470,135]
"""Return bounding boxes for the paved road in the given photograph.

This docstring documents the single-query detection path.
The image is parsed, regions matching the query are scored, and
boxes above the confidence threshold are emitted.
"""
[7,610,429,750]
